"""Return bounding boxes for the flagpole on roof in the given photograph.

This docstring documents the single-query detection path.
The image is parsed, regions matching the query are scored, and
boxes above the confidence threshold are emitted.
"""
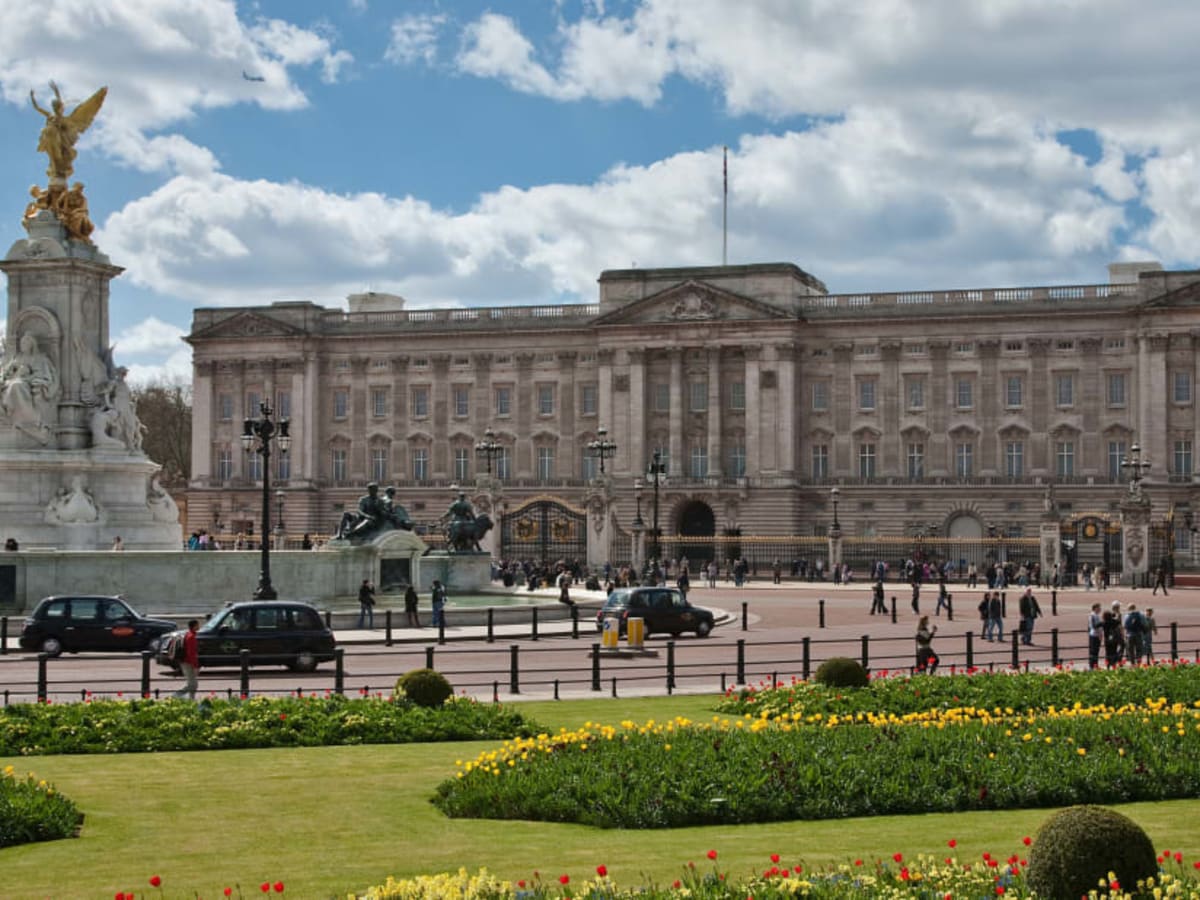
[722,145,728,266]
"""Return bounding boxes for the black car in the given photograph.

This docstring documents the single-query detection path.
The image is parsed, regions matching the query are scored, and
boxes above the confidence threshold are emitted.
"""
[157,601,336,672]
[594,587,715,638]
[20,595,177,657]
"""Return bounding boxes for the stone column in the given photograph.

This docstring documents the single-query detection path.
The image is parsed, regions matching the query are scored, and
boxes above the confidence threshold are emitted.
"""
[392,355,410,479]
[706,346,722,477]
[625,349,644,474]
[775,343,796,476]
[832,343,854,475]
[431,353,450,479]
[880,341,902,474]
[301,352,320,482]
[1193,333,1200,474]
[349,356,369,481]
[744,346,761,476]
[515,353,535,477]
[1079,337,1103,472]
[191,360,215,482]
[1121,493,1152,585]
[558,351,577,477]
[978,340,1000,472]
[1141,333,1169,475]
[669,348,684,476]
[928,341,950,474]
[1028,339,1050,469]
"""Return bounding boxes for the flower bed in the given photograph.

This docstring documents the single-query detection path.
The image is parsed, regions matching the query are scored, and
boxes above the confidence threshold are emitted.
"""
[717,661,1200,720]
[0,764,81,848]
[355,844,1200,898]
[435,685,1200,827]
[0,694,541,756]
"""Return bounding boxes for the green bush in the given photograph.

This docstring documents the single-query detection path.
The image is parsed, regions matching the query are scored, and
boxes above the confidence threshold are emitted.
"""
[813,657,869,688]
[0,765,82,848]
[1026,805,1157,899]
[0,695,538,756]
[395,668,454,708]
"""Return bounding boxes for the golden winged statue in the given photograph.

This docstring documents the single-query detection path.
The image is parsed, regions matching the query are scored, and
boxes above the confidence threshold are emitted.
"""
[30,82,107,183]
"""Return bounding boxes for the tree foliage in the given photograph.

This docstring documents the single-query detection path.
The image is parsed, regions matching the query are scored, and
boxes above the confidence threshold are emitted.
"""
[132,379,192,484]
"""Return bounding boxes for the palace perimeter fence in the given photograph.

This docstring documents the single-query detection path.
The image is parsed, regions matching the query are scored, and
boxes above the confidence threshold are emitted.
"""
[0,601,1197,705]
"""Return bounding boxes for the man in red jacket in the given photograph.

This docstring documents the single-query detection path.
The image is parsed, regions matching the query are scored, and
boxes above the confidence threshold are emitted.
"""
[174,619,201,700]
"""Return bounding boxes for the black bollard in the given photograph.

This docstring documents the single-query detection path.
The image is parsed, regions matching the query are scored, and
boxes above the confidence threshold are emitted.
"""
[819,598,826,628]
[531,607,539,641]
[666,641,676,694]
[487,608,495,643]
[965,631,974,669]
[425,645,435,669]
[890,596,897,624]
[334,648,345,695]
[861,634,870,669]
[1051,589,1058,616]
[591,643,601,691]
[385,609,393,647]
[140,651,152,698]
[509,644,520,694]
[802,636,811,680]
[742,601,749,631]
[239,649,251,698]
[736,639,746,684]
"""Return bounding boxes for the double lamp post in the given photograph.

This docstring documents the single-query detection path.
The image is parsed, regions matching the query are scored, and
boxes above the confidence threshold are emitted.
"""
[242,400,290,600]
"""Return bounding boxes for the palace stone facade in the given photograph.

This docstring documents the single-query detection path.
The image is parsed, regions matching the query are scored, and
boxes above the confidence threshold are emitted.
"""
[186,260,1200,563]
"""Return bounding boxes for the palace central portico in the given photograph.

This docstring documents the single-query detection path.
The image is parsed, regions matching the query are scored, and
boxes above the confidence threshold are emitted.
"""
[186,260,1200,578]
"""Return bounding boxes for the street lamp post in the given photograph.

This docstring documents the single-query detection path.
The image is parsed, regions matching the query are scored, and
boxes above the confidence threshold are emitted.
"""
[586,425,618,476]
[1121,442,1151,493]
[475,427,503,476]
[631,477,645,570]
[241,400,290,601]
[830,485,841,532]
[647,450,667,564]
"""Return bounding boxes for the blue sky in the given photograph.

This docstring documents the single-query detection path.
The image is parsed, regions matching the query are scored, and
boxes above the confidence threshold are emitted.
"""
[2,0,1199,383]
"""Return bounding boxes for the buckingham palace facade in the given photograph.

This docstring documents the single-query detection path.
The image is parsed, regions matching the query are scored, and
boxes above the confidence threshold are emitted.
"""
[186,260,1200,569]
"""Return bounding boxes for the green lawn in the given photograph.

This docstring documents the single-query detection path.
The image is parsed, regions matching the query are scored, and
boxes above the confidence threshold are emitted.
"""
[2,693,1199,899]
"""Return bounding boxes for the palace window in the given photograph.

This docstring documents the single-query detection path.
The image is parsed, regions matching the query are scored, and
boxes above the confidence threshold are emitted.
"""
[728,444,746,477]
[858,443,877,478]
[217,448,233,481]
[580,384,598,416]
[728,381,745,411]
[907,377,925,409]
[275,391,291,419]
[537,384,555,416]
[689,380,708,412]
[689,444,708,478]
[454,447,470,482]
[1055,374,1074,407]
[1108,440,1126,480]
[411,387,429,418]
[331,448,347,482]
[371,388,388,418]
[371,447,388,483]
[332,389,348,420]
[1005,375,1024,408]
[246,391,260,417]
[245,452,262,481]
[1107,373,1127,407]
[906,443,925,479]
[955,442,973,477]
[495,386,512,416]
[1005,441,1024,477]
[1174,440,1193,476]
[652,383,670,412]
[858,379,876,411]
[955,379,973,409]
[811,381,829,411]
[218,394,233,421]
[536,446,555,480]
[1056,441,1075,477]
[275,453,290,482]
[1174,371,1192,404]
[811,444,829,479]
[453,386,470,418]
[412,448,429,481]
[495,446,511,480]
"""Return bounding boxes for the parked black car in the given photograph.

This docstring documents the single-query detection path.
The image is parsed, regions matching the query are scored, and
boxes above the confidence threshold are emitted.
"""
[157,601,336,672]
[20,595,177,657]
[594,587,715,637]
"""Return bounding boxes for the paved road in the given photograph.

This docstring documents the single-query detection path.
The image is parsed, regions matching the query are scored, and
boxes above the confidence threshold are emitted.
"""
[1,580,1196,704]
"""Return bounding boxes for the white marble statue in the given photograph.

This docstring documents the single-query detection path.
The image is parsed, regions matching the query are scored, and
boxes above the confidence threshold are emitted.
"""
[46,475,100,524]
[0,333,60,443]
[108,367,144,452]
[89,403,124,449]
[146,472,179,524]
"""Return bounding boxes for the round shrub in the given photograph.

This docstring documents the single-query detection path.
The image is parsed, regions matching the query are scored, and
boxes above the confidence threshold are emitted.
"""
[813,657,869,688]
[0,766,83,848]
[394,668,453,708]
[1027,805,1157,899]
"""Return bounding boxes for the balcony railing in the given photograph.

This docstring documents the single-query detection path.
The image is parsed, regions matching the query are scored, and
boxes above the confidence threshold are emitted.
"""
[319,304,601,332]
[803,281,1137,312]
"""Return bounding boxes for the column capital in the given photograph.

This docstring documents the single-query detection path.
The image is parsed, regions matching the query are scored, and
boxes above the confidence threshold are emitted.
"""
[1027,338,1051,355]
[1079,337,1103,354]
[978,339,1001,358]
[880,341,902,361]
[471,352,492,370]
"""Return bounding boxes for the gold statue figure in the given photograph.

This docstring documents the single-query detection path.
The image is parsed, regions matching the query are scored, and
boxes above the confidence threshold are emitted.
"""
[30,81,107,183]
[26,82,107,243]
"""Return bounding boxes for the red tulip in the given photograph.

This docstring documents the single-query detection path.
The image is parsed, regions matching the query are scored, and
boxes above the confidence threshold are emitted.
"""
[274,882,284,893]
[224,889,233,897]
[707,849,718,861]
[596,865,607,878]
[149,875,162,888]
[1022,836,1032,846]
[893,852,903,863]
[770,854,780,863]
[559,874,569,885]
[948,839,957,848]
[261,882,270,893]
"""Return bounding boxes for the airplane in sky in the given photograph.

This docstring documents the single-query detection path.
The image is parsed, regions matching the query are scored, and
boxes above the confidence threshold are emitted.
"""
[242,70,265,82]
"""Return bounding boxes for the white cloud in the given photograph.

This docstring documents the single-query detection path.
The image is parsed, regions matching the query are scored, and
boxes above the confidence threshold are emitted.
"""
[98,103,1134,313]
[0,0,352,173]
[114,317,188,355]
[384,13,446,66]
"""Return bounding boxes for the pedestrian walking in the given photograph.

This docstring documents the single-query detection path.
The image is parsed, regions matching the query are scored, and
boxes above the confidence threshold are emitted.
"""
[404,583,421,628]
[1123,602,1147,664]
[173,619,200,700]
[870,579,887,615]
[1144,607,1158,662]
[356,578,376,629]
[1152,560,1169,595]
[1018,587,1042,645]
[915,616,938,673]
[910,580,920,614]
[431,579,448,627]
[934,575,951,617]
[1086,602,1103,669]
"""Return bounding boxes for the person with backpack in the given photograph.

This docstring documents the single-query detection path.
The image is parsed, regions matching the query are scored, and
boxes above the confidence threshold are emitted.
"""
[1086,602,1103,669]
[1123,602,1147,664]
[431,579,448,628]
[356,578,376,629]
[1018,587,1042,645]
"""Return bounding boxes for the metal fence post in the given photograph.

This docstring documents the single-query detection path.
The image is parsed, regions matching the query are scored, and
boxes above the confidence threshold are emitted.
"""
[487,608,495,643]
[425,646,435,669]
[239,649,251,698]
[802,636,811,680]
[1010,629,1019,669]
[385,610,393,647]
[1170,621,1178,660]
[509,644,520,694]
[741,601,748,631]
[736,639,746,684]
[37,653,48,703]
[591,642,601,691]
[819,598,826,628]
[0,617,7,655]
[1051,589,1058,616]
[141,651,152,698]
[438,615,446,645]
[666,640,675,694]
[965,631,974,669]
[890,596,897,624]
[571,605,579,639]
[1050,628,1059,667]
[1001,592,1007,618]
[334,648,345,696]
[531,607,539,642]
[860,634,869,670]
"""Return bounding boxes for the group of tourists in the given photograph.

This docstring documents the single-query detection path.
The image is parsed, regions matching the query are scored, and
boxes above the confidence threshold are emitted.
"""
[355,578,444,630]
[1087,600,1157,668]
